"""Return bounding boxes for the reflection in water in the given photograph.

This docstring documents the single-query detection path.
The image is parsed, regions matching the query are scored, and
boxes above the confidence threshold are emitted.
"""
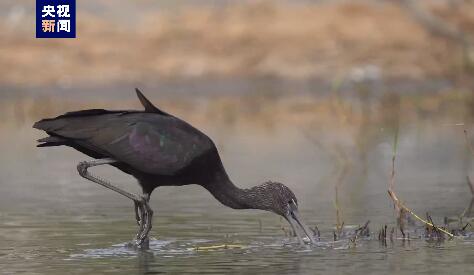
[0,94,474,274]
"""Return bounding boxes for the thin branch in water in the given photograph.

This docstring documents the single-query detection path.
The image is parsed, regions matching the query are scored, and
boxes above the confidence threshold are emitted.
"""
[466,176,474,197]
[389,127,400,212]
[464,130,474,157]
[388,190,454,238]
[349,220,370,244]
[460,199,474,219]
[460,131,474,219]
[458,177,474,220]
[399,208,406,239]
[355,220,370,237]
[387,132,455,238]
[462,223,471,231]
[333,145,350,235]
[302,129,350,237]
[311,225,321,241]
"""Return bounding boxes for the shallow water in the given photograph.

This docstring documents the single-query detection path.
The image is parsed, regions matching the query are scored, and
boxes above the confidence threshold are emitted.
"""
[1,111,473,274]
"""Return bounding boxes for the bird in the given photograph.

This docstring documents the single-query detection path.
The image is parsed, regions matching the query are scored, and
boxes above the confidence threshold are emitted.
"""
[33,89,315,247]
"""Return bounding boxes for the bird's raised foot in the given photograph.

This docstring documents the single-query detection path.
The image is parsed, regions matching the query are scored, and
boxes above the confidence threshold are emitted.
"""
[76,161,90,176]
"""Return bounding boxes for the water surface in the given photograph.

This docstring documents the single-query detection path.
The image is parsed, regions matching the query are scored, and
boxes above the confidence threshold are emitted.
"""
[0,107,473,274]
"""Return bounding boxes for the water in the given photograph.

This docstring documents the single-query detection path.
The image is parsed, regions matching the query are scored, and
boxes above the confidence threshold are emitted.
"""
[1,101,473,274]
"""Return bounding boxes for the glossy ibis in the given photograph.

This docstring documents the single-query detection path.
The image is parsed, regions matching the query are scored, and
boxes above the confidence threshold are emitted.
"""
[33,89,315,246]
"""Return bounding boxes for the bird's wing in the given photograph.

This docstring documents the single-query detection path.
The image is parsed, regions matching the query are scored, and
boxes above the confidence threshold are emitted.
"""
[98,119,212,175]
[34,112,213,175]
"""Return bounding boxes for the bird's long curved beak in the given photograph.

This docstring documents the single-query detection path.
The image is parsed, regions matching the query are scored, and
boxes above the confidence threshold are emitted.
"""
[286,205,316,245]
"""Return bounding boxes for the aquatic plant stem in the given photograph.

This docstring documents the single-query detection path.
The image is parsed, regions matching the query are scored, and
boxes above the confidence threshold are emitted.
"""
[387,132,455,239]
[466,176,474,197]
[460,130,474,219]
[464,129,474,157]
[387,190,454,238]
[302,130,350,238]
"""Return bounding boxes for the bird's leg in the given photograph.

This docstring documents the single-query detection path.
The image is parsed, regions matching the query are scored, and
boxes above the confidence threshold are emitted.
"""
[135,199,146,240]
[134,200,141,225]
[136,193,154,246]
[77,158,142,202]
[77,158,151,247]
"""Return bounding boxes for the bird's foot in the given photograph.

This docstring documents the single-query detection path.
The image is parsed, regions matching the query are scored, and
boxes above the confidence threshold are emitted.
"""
[126,237,150,250]
[133,195,153,247]
[138,202,153,244]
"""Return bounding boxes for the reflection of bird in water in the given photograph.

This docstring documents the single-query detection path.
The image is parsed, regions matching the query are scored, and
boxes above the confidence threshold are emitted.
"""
[34,89,315,247]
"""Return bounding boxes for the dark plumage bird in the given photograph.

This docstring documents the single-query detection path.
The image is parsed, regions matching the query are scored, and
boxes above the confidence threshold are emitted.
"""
[33,89,315,246]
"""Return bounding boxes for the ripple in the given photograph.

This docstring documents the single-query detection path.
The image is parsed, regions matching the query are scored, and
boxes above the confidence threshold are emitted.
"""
[69,239,171,259]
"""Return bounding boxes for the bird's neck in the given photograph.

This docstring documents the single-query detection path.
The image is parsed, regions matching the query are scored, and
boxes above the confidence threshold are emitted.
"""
[196,148,270,211]
[202,157,266,211]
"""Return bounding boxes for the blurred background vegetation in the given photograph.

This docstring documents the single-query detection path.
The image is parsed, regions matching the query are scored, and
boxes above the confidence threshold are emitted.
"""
[1,0,474,118]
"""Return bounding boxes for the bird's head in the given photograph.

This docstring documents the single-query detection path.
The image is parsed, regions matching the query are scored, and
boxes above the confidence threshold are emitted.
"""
[251,181,316,244]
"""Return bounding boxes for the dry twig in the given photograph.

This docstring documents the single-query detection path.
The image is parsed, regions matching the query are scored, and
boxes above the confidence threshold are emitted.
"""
[387,132,455,238]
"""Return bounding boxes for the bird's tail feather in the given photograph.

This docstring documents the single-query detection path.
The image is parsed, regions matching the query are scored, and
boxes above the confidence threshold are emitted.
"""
[36,135,68,147]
